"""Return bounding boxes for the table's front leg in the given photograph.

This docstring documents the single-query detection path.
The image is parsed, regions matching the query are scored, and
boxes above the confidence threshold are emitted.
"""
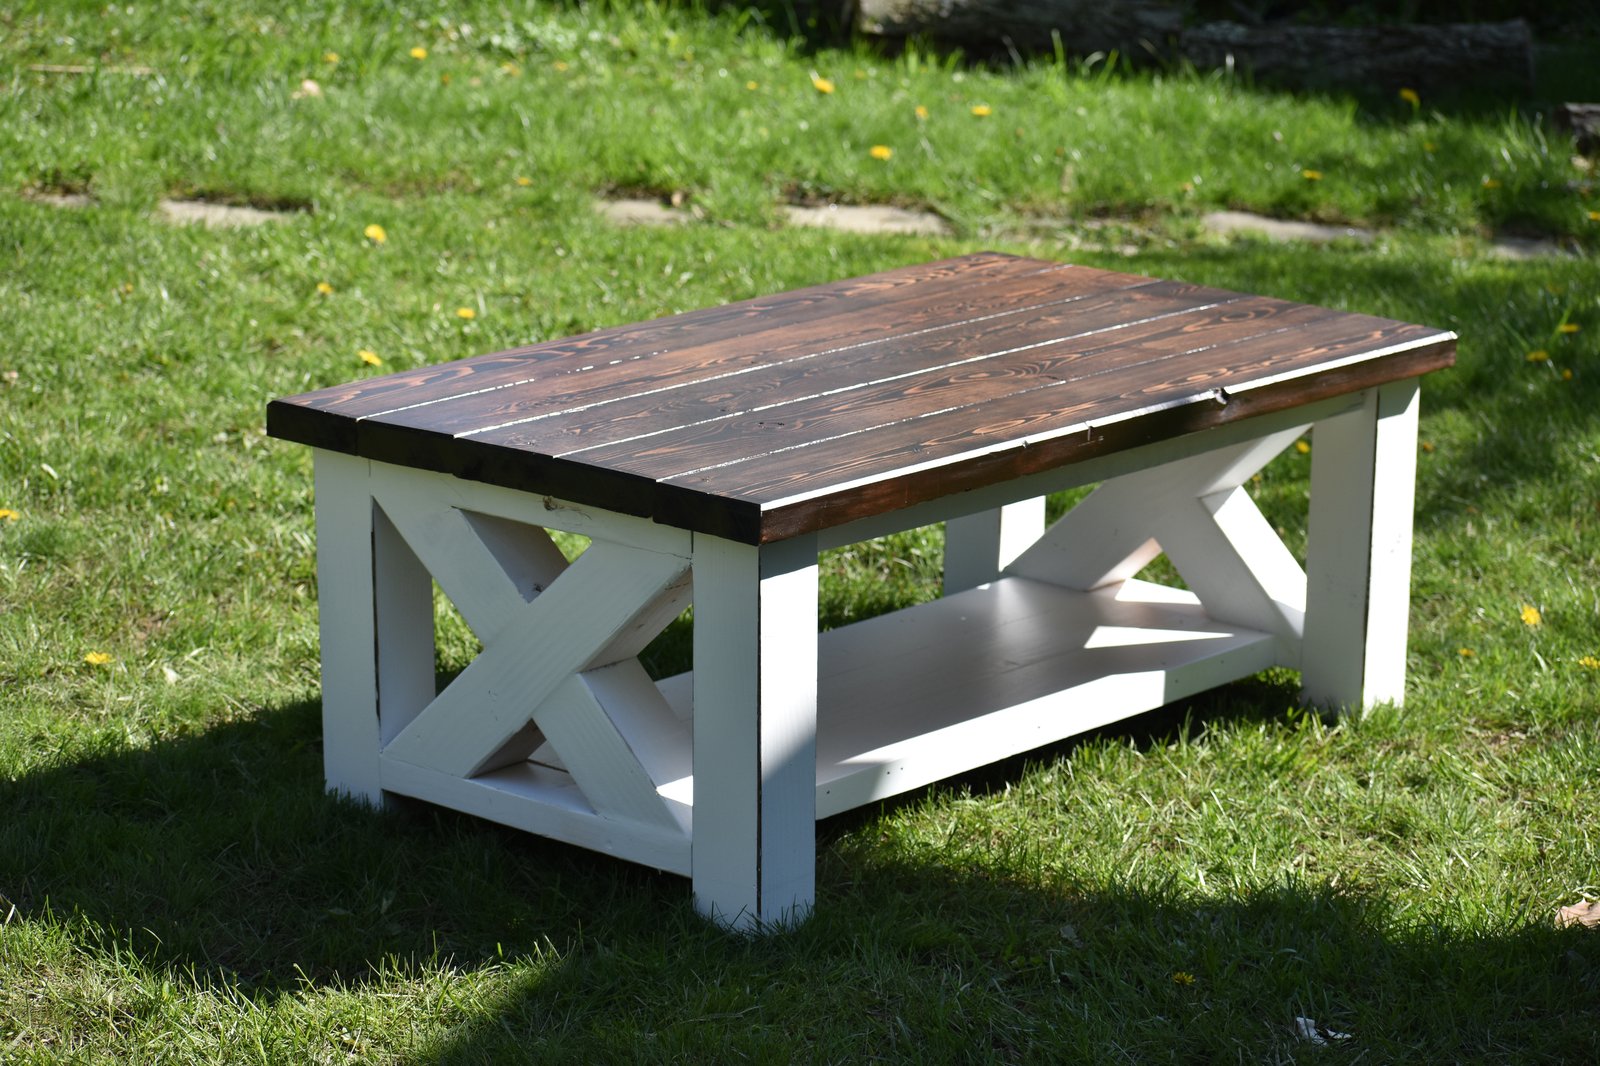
[690,533,819,933]
[312,450,435,807]
[1301,378,1422,711]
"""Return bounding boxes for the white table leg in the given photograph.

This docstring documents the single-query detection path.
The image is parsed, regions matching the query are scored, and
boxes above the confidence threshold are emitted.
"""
[313,449,434,806]
[943,498,1046,595]
[1301,379,1421,711]
[690,533,819,932]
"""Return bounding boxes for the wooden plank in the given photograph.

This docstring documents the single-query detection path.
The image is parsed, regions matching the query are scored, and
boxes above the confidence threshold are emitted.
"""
[532,674,685,831]
[1006,427,1304,590]
[571,294,1323,483]
[1161,486,1307,646]
[366,457,693,557]
[943,497,1047,595]
[380,755,692,874]
[312,450,384,804]
[812,578,1278,815]
[583,659,693,793]
[380,541,690,777]
[265,254,1069,436]
[371,480,541,644]
[428,277,1212,446]
[1301,379,1420,710]
[690,533,819,932]
[272,257,1455,549]
[652,577,1277,820]
[729,319,1452,520]
[812,392,1362,552]
[372,504,437,746]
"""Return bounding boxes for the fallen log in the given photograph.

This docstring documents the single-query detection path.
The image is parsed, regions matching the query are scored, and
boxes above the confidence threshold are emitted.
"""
[1556,103,1600,154]
[851,3,1534,94]
[1176,19,1533,93]
[852,0,1183,57]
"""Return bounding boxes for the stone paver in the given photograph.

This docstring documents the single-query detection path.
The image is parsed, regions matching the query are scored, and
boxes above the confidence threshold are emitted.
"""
[594,198,694,226]
[781,202,951,236]
[1202,210,1373,244]
[157,199,293,228]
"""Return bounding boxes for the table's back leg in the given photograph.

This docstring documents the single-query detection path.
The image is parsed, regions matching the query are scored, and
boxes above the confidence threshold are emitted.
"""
[313,449,435,807]
[943,498,1046,595]
[690,533,819,932]
[1301,379,1422,711]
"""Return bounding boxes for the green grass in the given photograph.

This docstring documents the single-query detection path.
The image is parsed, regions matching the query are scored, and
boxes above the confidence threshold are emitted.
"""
[2,1,1598,1061]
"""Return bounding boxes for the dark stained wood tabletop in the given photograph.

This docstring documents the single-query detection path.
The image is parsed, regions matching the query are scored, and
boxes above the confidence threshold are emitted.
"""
[268,253,1456,544]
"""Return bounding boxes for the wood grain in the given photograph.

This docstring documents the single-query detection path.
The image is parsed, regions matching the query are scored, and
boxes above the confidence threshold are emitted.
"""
[268,253,1456,544]
[347,262,1154,442]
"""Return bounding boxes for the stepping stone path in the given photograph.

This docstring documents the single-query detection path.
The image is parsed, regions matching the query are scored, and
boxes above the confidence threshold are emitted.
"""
[18,188,1572,258]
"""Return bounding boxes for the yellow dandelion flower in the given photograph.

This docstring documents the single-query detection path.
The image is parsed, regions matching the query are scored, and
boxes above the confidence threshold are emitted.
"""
[1520,604,1542,627]
[515,176,533,187]
[1301,169,1323,181]
[84,651,112,666]
[1172,971,1196,986]
[323,52,341,64]
[811,74,835,94]
[409,46,428,60]
[1420,440,1435,453]
[1562,368,1574,381]
[869,145,893,161]
[455,307,477,320]
[316,281,334,295]
[1458,647,1476,657]
[1589,210,1600,221]
[746,80,759,90]
[1482,178,1501,189]
[358,349,382,366]
[0,508,18,522]
[1295,440,1311,454]
[1526,349,1549,362]
[915,104,929,120]
[1398,87,1420,106]
[1578,655,1600,669]
[553,60,569,72]
[971,104,992,117]
[1558,323,1580,333]
[363,223,387,244]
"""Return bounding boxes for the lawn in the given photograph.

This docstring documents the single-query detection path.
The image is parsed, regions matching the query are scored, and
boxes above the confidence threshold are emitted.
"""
[1,1,1598,1061]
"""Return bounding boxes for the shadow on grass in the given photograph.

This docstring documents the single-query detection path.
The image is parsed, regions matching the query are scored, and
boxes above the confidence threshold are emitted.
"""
[4,678,1597,1059]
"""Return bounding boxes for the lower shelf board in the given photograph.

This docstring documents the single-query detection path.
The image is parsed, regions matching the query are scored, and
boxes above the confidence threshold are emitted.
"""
[656,576,1278,817]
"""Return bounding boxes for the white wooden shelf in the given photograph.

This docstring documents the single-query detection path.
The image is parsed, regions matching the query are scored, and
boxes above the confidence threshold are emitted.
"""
[659,576,1276,818]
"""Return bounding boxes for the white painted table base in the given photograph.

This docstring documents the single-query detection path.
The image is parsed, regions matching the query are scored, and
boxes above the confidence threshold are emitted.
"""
[311,379,1419,932]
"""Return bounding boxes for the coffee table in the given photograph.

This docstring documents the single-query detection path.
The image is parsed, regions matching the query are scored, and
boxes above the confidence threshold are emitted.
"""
[267,252,1455,931]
